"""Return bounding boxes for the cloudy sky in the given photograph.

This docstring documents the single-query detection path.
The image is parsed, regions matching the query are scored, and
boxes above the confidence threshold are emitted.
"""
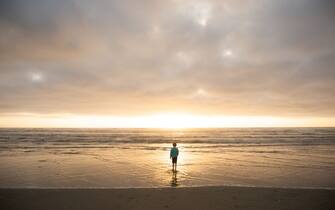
[0,0,334,127]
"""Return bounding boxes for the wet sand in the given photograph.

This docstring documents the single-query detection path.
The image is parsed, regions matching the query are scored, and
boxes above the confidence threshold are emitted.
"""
[1,186,334,210]
[2,128,335,189]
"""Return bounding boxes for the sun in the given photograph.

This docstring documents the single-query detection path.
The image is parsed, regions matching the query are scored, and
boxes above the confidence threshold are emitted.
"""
[139,113,203,129]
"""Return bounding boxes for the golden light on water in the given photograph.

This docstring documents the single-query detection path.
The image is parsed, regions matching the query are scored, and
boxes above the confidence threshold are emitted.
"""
[1,112,335,128]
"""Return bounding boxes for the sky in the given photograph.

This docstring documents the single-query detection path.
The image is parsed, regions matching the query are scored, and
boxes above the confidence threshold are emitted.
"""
[0,0,335,127]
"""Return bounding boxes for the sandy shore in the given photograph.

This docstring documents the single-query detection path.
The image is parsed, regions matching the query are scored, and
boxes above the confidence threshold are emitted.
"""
[1,186,334,210]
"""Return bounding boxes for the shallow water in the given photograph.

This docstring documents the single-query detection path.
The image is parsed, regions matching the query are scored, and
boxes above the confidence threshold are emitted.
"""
[0,128,335,188]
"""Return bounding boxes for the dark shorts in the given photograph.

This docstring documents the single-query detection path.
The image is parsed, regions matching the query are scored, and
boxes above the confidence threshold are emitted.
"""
[172,157,177,163]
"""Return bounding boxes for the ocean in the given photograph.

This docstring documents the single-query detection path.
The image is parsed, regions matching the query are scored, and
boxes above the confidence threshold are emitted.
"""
[0,128,335,188]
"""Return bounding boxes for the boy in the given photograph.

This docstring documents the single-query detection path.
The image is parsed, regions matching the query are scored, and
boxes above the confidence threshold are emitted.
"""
[170,142,179,171]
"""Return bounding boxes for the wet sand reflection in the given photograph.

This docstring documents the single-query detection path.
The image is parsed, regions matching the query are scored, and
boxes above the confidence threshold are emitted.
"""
[170,170,178,187]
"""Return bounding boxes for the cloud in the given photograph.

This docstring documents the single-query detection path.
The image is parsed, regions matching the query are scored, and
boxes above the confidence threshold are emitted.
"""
[0,0,334,117]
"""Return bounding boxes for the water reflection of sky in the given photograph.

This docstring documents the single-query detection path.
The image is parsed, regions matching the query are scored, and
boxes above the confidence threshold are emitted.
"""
[0,144,335,188]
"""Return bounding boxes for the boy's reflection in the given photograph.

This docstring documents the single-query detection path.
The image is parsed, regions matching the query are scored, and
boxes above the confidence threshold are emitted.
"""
[170,170,178,187]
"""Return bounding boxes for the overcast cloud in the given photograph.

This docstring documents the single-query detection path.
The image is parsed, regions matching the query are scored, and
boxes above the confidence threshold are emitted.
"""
[0,0,334,117]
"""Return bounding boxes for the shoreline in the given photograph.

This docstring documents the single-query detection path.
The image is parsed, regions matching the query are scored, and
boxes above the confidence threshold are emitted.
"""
[1,186,334,210]
[1,184,335,190]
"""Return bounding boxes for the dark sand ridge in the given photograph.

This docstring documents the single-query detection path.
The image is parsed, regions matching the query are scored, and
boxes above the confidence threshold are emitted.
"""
[1,186,334,210]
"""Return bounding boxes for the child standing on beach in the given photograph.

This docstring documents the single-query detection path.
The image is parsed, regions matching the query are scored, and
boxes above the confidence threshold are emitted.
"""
[170,142,179,171]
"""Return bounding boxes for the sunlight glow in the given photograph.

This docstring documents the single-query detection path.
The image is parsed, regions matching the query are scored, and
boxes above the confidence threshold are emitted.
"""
[179,1,212,27]
[222,49,233,57]
[1,112,335,128]
[30,72,43,82]
[194,2,211,27]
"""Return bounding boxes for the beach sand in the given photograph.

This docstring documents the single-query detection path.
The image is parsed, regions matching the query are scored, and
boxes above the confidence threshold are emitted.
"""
[1,186,334,210]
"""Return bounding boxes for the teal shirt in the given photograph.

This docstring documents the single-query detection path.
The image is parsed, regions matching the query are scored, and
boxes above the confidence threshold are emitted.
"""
[170,147,179,158]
